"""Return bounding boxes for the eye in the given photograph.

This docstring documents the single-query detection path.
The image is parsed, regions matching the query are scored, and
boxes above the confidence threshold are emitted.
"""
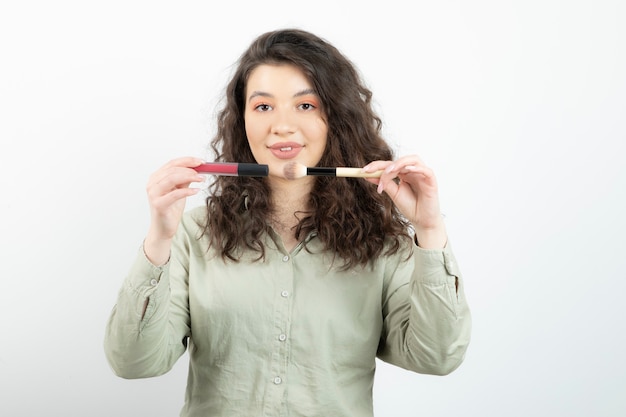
[298,102,316,111]
[254,103,272,112]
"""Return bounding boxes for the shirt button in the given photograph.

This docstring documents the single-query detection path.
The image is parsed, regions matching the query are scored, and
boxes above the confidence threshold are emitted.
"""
[150,279,158,286]
[282,255,289,262]
[273,376,282,385]
[281,290,289,297]
[278,334,287,341]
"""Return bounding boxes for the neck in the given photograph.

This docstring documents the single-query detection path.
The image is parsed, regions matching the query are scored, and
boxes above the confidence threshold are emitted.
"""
[268,175,314,236]
[269,175,314,211]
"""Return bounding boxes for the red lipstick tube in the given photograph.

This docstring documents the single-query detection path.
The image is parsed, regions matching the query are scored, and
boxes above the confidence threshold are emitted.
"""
[193,162,269,177]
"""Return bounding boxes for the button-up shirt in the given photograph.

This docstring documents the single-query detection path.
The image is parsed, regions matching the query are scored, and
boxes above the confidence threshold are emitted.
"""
[104,206,471,417]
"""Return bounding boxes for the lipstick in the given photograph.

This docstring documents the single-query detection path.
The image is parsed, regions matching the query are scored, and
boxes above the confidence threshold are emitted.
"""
[193,162,269,177]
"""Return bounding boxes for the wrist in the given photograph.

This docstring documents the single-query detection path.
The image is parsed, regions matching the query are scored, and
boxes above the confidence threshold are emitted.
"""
[412,220,447,249]
[143,233,173,266]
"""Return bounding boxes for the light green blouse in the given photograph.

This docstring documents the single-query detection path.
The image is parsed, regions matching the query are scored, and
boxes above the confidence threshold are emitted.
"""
[104,206,471,417]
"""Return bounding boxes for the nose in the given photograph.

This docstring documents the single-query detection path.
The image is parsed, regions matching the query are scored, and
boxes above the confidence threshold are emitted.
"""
[270,110,296,136]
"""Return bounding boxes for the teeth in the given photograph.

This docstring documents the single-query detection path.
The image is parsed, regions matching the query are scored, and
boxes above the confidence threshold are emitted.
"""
[280,147,292,151]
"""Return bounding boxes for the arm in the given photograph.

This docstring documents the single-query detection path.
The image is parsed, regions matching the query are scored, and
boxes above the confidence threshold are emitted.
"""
[103,225,192,379]
[365,155,471,374]
[377,241,471,375]
[103,157,204,378]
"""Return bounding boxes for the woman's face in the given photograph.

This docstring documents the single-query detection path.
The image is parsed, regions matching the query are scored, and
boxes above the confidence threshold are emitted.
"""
[244,64,327,179]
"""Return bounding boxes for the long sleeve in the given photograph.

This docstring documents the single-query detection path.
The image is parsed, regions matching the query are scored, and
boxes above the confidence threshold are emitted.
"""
[104,227,192,379]
[377,241,471,375]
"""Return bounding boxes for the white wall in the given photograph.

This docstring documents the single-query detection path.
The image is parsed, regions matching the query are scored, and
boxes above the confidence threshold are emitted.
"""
[1,1,625,416]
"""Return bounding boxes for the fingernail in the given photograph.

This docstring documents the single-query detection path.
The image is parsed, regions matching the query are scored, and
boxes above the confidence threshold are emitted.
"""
[377,182,383,194]
[384,164,395,174]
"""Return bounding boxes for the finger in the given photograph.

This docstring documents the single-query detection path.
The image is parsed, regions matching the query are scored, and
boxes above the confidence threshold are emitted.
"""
[369,155,420,171]
[384,159,428,176]
[162,156,205,170]
[376,162,405,194]
[390,154,426,168]
[378,174,403,200]
[147,173,204,208]
[362,160,394,173]
[399,165,435,182]
[378,166,416,192]
[150,167,205,190]
[149,157,205,183]
[365,156,431,193]
[150,186,200,211]
[400,165,438,190]
[382,157,436,187]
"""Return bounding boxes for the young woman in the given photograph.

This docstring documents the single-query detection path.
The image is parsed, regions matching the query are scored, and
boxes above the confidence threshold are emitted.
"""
[104,28,471,417]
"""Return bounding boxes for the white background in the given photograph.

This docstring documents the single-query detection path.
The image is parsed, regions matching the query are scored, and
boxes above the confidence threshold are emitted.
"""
[1,1,625,416]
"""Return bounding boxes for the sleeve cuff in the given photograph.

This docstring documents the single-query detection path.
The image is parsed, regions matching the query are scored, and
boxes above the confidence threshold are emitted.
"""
[124,246,170,299]
[412,241,461,284]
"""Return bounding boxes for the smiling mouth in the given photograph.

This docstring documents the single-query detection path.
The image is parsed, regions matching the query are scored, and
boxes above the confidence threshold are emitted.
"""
[269,143,303,152]
[269,143,303,159]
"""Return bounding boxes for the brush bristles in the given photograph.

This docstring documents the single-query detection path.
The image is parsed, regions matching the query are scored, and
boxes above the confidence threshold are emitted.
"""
[282,162,308,180]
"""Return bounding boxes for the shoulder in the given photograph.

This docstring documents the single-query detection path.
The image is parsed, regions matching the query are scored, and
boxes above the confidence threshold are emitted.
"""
[184,205,209,223]
[382,233,415,262]
[360,234,414,276]
[178,205,209,237]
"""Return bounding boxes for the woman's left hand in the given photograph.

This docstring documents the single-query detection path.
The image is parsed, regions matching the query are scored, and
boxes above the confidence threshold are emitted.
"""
[363,155,447,249]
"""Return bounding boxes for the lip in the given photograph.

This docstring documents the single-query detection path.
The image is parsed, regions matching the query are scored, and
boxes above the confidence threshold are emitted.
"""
[268,142,303,160]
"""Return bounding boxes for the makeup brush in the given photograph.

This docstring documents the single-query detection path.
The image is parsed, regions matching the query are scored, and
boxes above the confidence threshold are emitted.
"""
[282,162,383,180]
[194,162,269,177]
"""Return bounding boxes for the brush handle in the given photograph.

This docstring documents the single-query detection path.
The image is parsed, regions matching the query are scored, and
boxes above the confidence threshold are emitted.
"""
[303,166,384,178]
[335,167,383,178]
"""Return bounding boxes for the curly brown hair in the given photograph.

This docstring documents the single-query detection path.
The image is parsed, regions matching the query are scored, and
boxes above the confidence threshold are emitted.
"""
[203,28,412,269]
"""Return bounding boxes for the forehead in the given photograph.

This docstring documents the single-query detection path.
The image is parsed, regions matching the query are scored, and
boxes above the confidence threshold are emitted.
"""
[245,64,315,96]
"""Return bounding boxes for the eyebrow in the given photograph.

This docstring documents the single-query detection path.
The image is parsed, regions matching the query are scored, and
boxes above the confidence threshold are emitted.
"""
[247,88,318,103]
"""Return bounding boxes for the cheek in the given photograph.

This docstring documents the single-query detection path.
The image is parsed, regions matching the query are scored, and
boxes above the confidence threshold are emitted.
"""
[244,114,266,142]
[310,119,328,145]
[244,118,259,145]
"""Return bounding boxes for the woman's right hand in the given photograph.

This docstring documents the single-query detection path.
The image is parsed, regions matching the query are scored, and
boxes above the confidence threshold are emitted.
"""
[143,157,205,265]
